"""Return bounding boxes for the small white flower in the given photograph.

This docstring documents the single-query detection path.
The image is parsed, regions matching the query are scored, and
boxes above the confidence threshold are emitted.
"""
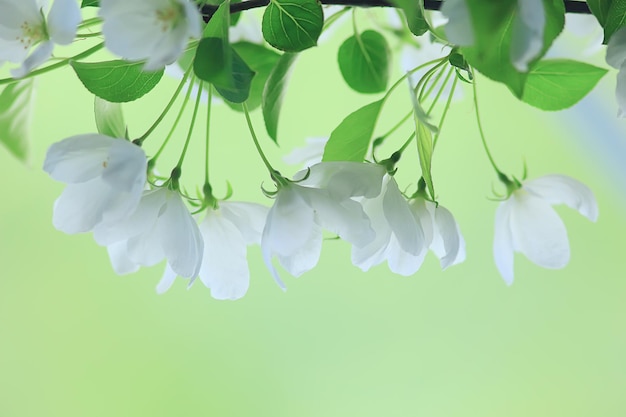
[493,174,598,285]
[352,175,427,276]
[43,134,147,234]
[99,0,202,71]
[606,27,626,117]
[157,201,268,300]
[94,188,204,279]
[409,196,466,270]
[262,162,385,287]
[440,0,474,46]
[0,0,81,78]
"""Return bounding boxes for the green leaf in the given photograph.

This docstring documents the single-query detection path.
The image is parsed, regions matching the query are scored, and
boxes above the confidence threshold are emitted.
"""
[213,48,255,103]
[521,59,608,111]
[94,97,126,139]
[226,42,280,111]
[337,30,391,94]
[389,0,429,36]
[604,0,626,42]
[322,100,383,162]
[81,0,99,6]
[262,0,323,52]
[0,80,34,162]
[587,0,612,26]
[262,52,298,142]
[71,60,164,102]
[415,122,435,199]
[461,0,565,98]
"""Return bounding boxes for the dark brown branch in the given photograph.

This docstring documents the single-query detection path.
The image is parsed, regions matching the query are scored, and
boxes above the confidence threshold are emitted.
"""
[202,0,591,22]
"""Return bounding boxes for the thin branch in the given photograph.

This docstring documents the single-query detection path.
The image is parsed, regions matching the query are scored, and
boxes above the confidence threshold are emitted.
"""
[202,0,591,21]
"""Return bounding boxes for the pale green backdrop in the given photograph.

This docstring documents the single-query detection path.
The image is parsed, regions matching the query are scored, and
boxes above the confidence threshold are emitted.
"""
[1,14,625,417]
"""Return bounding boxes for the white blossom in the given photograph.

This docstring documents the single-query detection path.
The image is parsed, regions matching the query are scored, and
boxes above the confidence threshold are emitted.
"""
[493,174,598,285]
[157,201,268,300]
[510,0,546,72]
[440,0,474,46]
[606,26,626,117]
[262,162,385,287]
[351,175,427,276]
[43,134,147,234]
[94,188,204,279]
[282,137,327,169]
[99,0,202,71]
[0,0,81,78]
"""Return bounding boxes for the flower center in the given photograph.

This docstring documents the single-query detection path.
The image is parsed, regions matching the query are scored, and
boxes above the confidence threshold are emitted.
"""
[17,20,45,50]
[155,3,183,32]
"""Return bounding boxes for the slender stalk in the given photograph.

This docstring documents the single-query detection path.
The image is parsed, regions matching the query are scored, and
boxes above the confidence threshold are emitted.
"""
[137,65,193,144]
[426,65,454,116]
[380,110,413,141]
[0,42,104,86]
[175,79,203,170]
[433,71,458,148]
[472,73,503,176]
[242,102,277,176]
[205,87,213,185]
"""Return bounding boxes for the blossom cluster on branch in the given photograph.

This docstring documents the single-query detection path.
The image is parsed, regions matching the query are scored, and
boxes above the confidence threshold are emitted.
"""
[0,0,611,300]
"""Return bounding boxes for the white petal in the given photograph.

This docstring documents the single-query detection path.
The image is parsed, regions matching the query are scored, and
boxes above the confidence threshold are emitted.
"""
[523,174,598,221]
[219,201,268,245]
[47,0,81,45]
[11,40,53,78]
[100,139,147,193]
[385,234,426,276]
[52,179,116,233]
[283,137,327,168]
[107,241,140,275]
[298,161,385,199]
[43,134,113,183]
[607,26,626,68]
[429,203,466,269]
[616,63,626,118]
[493,200,515,285]
[156,263,177,294]
[181,0,202,39]
[351,193,391,271]
[276,222,322,277]
[440,0,474,46]
[509,191,570,270]
[157,191,203,278]
[198,210,250,300]
[382,177,423,256]
[304,186,375,247]
[510,0,545,72]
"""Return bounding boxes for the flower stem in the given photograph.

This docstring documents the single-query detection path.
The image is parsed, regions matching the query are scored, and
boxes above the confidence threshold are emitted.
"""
[432,70,457,148]
[150,74,196,163]
[472,72,503,176]
[0,42,105,86]
[426,65,453,116]
[205,87,213,185]
[242,102,278,178]
[171,76,203,188]
[136,65,193,144]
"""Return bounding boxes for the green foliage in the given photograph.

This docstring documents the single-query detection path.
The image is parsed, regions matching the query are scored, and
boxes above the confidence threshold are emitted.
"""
[195,1,255,104]
[262,52,298,143]
[94,97,126,139]
[71,60,164,102]
[521,59,608,111]
[0,80,34,162]
[603,0,626,42]
[81,0,98,7]
[226,42,280,111]
[262,0,324,52]
[587,0,612,26]
[389,0,429,36]
[322,100,383,162]
[415,122,435,199]
[338,30,391,94]
[461,0,565,98]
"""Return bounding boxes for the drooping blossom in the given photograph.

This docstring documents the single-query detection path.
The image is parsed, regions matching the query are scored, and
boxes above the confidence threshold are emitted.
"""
[99,0,202,71]
[606,26,626,117]
[0,0,81,78]
[43,134,147,234]
[262,162,385,287]
[94,188,204,279]
[157,201,268,300]
[493,174,598,284]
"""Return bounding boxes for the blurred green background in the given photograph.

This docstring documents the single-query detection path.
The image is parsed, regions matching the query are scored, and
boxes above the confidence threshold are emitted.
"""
[1,11,625,417]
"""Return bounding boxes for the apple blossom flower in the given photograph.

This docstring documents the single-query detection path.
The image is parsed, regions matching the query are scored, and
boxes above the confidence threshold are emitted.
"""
[156,201,269,300]
[43,134,147,234]
[408,196,465,270]
[606,27,626,117]
[94,187,204,279]
[351,175,427,276]
[99,0,202,71]
[493,174,598,285]
[282,137,328,169]
[440,0,474,46]
[0,0,81,78]
[262,162,385,287]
